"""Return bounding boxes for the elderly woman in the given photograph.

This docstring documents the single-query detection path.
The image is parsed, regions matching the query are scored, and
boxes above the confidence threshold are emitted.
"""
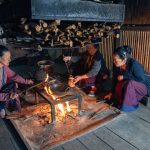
[0,45,33,118]
[104,46,150,112]
[64,43,109,94]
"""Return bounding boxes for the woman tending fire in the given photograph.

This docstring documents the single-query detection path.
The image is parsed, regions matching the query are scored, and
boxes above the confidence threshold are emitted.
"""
[63,42,109,96]
[0,45,33,118]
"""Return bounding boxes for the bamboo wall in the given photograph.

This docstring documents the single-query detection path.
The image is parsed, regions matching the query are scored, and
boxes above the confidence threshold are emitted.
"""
[120,30,150,72]
[99,30,150,72]
[99,35,114,70]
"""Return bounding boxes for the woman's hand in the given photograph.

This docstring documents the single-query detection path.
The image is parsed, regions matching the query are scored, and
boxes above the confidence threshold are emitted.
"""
[28,79,34,85]
[117,75,123,81]
[102,74,108,80]
[104,92,112,100]
[10,93,18,99]
[74,76,82,84]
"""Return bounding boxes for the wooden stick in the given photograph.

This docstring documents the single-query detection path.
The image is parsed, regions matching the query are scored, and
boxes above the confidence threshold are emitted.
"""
[19,79,56,95]
[18,81,46,95]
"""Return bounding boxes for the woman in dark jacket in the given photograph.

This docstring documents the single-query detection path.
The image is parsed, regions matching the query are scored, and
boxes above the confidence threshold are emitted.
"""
[104,46,150,112]
[64,43,109,88]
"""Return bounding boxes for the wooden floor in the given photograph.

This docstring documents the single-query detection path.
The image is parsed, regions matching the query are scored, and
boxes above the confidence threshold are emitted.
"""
[0,104,150,150]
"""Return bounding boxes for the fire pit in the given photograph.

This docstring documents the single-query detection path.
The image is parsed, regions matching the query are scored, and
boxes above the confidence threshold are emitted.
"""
[8,81,122,150]
[7,75,122,150]
[21,75,83,124]
[35,85,82,124]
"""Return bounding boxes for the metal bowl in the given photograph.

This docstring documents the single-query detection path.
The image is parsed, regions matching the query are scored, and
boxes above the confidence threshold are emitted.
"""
[48,80,68,92]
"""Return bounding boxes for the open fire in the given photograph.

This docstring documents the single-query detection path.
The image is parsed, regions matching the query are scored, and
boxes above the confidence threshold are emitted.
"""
[44,74,72,118]
[35,74,82,123]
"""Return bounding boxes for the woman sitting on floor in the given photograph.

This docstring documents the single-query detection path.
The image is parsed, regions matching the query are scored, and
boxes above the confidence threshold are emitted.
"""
[64,42,109,95]
[104,46,150,112]
[0,45,33,118]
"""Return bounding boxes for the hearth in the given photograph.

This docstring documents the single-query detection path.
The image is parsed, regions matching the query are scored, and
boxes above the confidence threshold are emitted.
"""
[34,84,82,124]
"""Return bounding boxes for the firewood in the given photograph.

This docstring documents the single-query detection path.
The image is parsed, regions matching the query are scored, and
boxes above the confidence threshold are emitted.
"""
[76,31,82,37]
[43,22,48,28]
[112,24,121,29]
[55,20,61,25]
[93,26,99,32]
[24,24,29,31]
[77,22,82,28]
[44,28,50,33]
[17,19,122,48]
[66,24,76,30]
[105,25,112,31]
[20,18,27,24]
[35,24,43,33]
[51,39,54,47]
[44,33,51,41]
[22,29,32,35]
[98,31,103,37]
[49,20,61,29]
[115,33,120,38]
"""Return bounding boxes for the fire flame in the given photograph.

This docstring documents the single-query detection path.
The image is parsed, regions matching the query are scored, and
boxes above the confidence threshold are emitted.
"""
[58,104,66,117]
[44,74,71,118]
[44,86,56,100]
[45,74,49,82]
[66,101,71,112]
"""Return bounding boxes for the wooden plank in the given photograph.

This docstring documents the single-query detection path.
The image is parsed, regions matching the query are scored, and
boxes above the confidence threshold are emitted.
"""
[78,132,113,150]
[94,127,138,150]
[51,146,64,150]
[105,114,150,150]
[0,119,16,150]
[62,139,87,150]
[131,104,150,123]
[10,120,32,150]
[9,102,122,150]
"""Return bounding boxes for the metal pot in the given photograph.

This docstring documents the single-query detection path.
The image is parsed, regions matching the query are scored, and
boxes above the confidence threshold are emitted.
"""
[34,69,47,82]
[48,80,68,92]
[37,60,54,75]
[34,60,54,82]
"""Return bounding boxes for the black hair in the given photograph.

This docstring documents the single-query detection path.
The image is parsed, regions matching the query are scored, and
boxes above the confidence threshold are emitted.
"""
[123,45,132,55]
[84,41,98,50]
[91,37,101,49]
[113,45,132,60]
[0,45,9,57]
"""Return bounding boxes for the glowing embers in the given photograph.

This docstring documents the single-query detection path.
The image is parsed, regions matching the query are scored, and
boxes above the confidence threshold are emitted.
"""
[44,84,72,117]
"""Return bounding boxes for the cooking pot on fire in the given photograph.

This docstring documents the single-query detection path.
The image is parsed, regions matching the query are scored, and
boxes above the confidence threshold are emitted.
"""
[34,60,54,82]
[34,69,47,82]
[37,60,54,74]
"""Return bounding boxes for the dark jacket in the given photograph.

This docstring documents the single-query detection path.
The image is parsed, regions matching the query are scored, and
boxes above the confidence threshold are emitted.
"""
[112,58,150,96]
[72,50,109,78]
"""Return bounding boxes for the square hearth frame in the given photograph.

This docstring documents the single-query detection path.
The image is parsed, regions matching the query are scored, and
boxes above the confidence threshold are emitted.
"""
[34,88,83,124]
